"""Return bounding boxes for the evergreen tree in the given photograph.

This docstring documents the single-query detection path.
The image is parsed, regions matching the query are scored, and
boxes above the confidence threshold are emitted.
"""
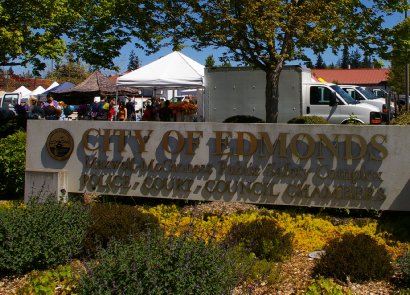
[220,61,232,67]
[22,71,34,78]
[361,55,372,68]
[341,46,350,69]
[349,49,362,68]
[46,54,89,84]
[127,50,141,71]
[205,55,215,68]
[315,54,326,69]
[7,67,14,76]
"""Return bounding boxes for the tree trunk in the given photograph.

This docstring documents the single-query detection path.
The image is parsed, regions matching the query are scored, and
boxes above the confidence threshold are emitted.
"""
[265,62,284,123]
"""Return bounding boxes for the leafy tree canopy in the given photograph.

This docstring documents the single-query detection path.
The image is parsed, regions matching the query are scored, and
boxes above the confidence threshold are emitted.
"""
[165,0,408,122]
[0,0,84,72]
[0,0,166,73]
[387,18,410,94]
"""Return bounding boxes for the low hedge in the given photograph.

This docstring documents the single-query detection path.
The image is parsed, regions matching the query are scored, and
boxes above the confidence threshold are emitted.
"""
[0,198,90,274]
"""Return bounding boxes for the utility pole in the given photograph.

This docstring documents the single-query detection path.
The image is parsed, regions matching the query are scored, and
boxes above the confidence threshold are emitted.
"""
[406,8,409,112]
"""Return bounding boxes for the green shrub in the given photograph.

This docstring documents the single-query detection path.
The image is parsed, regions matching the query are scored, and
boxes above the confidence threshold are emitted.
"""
[305,276,350,295]
[287,116,329,124]
[223,217,294,262]
[18,264,82,294]
[223,115,265,123]
[247,258,281,285]
[397,251,410,285]
[378,211,410,242]
[83,203,160,256]
[0,131,26,196]
[0,109,18,138]
[78,232,249,295]
[0,198,90,274]
[314,233,393,282]
[393,112,410,125]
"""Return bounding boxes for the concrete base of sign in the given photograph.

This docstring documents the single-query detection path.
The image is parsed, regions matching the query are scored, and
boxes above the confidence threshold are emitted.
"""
[24,169,68,203]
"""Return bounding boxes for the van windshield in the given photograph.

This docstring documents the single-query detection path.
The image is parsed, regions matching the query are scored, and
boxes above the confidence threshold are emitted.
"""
[330,85,357,104]
[358,87,378,100]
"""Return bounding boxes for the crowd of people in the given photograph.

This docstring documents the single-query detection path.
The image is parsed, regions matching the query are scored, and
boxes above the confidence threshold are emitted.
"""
[15,94,74,120]
[14,94,198,122]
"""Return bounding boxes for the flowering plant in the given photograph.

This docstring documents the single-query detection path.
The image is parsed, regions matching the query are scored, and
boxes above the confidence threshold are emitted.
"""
[168,101,198,115]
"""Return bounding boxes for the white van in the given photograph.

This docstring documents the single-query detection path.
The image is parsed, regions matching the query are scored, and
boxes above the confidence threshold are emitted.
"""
[339,85,394,121]
[0,92,23,113]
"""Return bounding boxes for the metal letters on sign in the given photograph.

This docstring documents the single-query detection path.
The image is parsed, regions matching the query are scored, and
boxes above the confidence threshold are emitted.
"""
[46,128,74,161]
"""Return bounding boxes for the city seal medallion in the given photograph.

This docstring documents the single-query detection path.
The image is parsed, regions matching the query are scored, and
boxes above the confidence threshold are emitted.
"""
[46,128,74,161]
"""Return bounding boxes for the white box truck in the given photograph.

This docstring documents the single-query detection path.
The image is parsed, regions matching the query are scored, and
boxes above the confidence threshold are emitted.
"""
[203,66,382,124]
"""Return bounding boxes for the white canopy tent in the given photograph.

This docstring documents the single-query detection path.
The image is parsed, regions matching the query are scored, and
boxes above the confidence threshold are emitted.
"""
[46,81,59,91]
[27,86,46,98]
[116,51,204,89]
[13,86,32,98]
[116,51,205,118]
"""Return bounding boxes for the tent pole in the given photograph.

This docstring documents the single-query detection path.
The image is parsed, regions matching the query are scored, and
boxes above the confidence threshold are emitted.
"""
[115,87,118,120]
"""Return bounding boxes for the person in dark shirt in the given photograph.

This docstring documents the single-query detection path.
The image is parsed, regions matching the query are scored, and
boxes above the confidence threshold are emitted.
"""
[125,97,136,121]
[159,100,173,121]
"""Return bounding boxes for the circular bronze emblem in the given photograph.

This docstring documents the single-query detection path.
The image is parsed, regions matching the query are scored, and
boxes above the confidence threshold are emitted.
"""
[46,128,74,161]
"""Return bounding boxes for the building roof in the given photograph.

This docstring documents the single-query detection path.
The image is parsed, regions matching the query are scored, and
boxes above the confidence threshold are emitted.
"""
[312,69,390,85]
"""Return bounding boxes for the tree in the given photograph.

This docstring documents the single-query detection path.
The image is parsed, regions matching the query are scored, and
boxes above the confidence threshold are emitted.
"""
[361,55,372,68]
[166,0,406,122]
[315,54,326,69]
[205,55,216,68]
[387,18,410,95]
[0,0,166,73]
[46,54,89,84]
[127,50,141,71]
[65,0,168,71]
[0,0,86,72]
[372,60,384,69]
[349,49,362,68]
[220,61,232,67]
[341,46,350,69]
[7,67,14,76]
[22,71,34,78]
[303,57,314,69]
